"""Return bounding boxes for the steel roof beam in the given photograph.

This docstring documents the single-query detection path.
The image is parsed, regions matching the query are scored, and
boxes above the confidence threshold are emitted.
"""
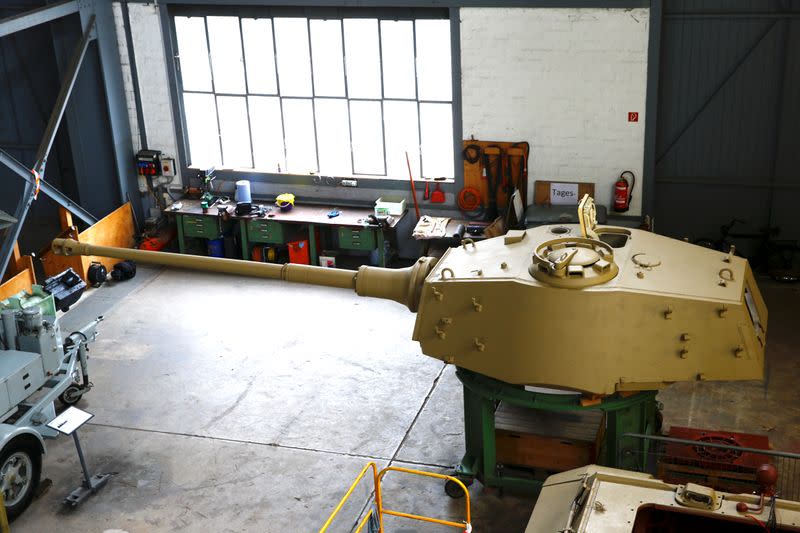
[0,0,79,39]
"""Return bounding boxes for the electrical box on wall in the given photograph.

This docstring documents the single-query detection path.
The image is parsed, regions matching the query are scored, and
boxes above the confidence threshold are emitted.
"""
[136,149,162,176]
[161,158,176,177]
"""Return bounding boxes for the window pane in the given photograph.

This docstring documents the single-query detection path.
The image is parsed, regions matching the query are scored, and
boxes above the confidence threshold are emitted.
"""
[415,20,452,101]
[419,103,453,178]
[217,96,252,168]
[242,19,277,94]
[384,101,419,179]
[380,21,415,99]
[207,17,246,94]
[249,96,285,172]
[350,101,384,174]
[315,99,351,175]
[183,93,220,168]
[282,99,317,173]
[343,19,381,98]
[175,17,212,92]
[310,20,345,97]
[274,18,313,97]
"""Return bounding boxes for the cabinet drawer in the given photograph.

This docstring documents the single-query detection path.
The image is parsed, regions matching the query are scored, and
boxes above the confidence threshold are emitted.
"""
[246,219,285,244]
[338,227,376,250]
[182,215,220,238]
[7,357,45,407]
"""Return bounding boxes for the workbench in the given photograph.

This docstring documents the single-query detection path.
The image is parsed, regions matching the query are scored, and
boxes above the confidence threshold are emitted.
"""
[166,199,404,267]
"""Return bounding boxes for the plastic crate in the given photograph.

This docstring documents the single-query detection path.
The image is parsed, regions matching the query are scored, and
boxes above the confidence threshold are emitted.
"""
[374,196,406,218]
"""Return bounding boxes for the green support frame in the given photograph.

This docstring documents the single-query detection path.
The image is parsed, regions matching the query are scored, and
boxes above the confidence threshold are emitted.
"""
[451,368,659,495]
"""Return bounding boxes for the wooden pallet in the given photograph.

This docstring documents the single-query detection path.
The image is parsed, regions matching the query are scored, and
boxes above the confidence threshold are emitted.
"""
[495,402,605,472]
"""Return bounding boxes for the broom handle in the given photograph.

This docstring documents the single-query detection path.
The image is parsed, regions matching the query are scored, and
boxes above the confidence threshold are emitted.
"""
[405,151,421,219]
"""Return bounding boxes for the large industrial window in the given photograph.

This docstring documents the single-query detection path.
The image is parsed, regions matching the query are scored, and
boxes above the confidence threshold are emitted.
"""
[173,12,454,180]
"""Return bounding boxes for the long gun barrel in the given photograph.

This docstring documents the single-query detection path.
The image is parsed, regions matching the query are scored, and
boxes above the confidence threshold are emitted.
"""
[51,238,437,312]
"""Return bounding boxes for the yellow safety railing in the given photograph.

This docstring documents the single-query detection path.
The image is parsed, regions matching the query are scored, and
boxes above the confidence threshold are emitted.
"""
[319,462,381,533]
[319,463,471,533]
[378,466,471,530]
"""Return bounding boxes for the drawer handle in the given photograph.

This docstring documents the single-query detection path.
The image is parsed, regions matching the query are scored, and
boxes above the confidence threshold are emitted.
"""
[22,373,29,379]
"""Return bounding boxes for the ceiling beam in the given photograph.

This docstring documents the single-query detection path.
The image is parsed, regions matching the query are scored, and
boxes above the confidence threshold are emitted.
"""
[0,0,79,39]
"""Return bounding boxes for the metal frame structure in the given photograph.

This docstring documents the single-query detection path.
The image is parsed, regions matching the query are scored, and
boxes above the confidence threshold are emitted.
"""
[619,432,800,501]
[0,0,139,280]
[0,0,78,38]
[0,14,98,279]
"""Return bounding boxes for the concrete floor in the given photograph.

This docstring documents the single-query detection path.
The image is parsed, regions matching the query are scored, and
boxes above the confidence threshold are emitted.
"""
[11,267,800,532]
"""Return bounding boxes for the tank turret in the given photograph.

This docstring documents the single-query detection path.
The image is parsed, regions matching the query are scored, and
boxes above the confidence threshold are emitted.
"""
[51,196,767,395]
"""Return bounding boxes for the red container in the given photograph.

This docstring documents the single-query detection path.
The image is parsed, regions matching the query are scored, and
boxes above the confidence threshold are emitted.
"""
[288,240,310,265]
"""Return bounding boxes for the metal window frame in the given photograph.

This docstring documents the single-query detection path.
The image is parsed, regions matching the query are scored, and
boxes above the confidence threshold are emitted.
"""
[164,5,457,193]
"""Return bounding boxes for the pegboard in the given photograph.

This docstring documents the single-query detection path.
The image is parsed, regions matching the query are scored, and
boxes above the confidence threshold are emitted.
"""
[461,140,530,211]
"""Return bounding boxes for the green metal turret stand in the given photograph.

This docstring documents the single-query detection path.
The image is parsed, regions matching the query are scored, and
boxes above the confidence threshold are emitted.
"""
[446,368,660,497]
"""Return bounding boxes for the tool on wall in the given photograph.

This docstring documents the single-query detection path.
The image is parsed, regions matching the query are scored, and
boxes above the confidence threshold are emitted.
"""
[614,171,635,213]
[430,177,447,203]
[482,146,502,221]
[458,187,483,214]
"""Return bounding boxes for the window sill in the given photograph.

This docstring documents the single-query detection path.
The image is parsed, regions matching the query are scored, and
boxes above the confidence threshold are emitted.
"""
[186,166,455,185]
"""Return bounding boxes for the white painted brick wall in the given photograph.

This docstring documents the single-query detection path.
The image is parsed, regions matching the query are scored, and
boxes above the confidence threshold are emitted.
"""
[112,2,181,187]
[460,8,649,215]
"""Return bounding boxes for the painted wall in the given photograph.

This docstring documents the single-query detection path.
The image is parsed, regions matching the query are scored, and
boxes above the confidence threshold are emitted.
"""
[460,7,650,215]
[112,2,182,188]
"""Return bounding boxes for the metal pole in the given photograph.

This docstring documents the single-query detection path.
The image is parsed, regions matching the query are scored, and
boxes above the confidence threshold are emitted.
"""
[33,15,95,175]
[622,433,800,459]
[0,149,97,225]
[0,0,79,38]
[72,432,93,488]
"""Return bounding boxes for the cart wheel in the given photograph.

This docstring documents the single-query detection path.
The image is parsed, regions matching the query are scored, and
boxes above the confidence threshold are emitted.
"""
[445,477,472,499]
[0,436,42,520]
[59,385,84,406]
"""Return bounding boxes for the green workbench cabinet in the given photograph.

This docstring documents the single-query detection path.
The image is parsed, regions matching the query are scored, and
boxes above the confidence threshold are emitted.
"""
[182,214,225,239]
[246,218,285,244]
[337,227,376,251]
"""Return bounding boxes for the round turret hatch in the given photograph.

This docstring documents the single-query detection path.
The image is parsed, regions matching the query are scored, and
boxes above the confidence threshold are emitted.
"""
[530,237,619,288]
[546,246,601,267]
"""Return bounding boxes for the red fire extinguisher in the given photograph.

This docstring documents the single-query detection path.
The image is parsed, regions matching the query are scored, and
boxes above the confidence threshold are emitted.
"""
[614,171,635,212]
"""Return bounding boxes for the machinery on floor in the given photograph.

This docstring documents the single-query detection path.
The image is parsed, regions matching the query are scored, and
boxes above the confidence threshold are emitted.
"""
[0,287,99,518]
[525,464,797,533]
[50,196,768,495]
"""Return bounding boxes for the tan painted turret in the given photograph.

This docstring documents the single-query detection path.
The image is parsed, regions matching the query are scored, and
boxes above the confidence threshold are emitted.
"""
[52,196,767,395]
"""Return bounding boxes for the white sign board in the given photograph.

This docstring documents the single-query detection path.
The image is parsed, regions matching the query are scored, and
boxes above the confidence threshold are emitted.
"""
[47,406,93,435]
[550,182,579,205]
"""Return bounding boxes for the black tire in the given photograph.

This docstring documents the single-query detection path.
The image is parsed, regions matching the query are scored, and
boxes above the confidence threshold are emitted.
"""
[444,477,472,499]
[59,385,84,407]
[0,436,42,521]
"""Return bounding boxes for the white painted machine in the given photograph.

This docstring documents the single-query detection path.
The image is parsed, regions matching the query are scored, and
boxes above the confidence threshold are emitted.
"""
[0,287,99,518]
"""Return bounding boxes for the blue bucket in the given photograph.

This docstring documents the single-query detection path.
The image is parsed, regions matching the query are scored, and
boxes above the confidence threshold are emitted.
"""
[207,238,225,258]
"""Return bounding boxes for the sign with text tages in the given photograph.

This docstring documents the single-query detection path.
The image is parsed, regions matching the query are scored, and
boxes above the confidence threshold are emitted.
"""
[550,182,579,205]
